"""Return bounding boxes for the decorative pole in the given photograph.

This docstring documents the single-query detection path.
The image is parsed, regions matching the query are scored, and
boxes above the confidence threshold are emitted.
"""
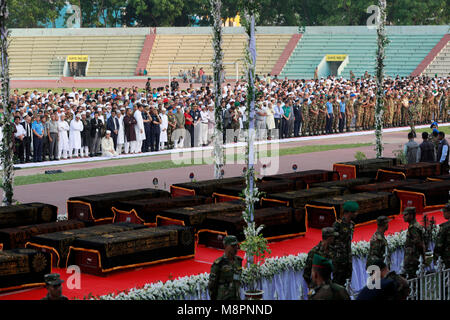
[0,0,14,206]
[374,0,388,158]
[210,0,224,179]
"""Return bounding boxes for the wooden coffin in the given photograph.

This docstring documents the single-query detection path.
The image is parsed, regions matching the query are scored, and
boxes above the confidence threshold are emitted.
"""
[262,170,339,188]
[0,248,52,291]
[0,220,85,250]
[67,226,194,275]
[26,223,146,268]
[215,180,297,198]
[158,200,246,227]
[309,177,374,193]
[170,177,246,197]
[351,179,423,193]
[307,192,395,228]
[427,174,450,182]
[395,180,450,206]
[0,203,58,229]
[377,162,442,181]
[112,196,212,224]
[262,187,346,209]
[333,157,397,180]
[201,207,305,244]
[67,188,170,224]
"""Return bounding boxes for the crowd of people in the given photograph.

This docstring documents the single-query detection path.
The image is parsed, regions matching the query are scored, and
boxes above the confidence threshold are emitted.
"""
[1,74,449,164]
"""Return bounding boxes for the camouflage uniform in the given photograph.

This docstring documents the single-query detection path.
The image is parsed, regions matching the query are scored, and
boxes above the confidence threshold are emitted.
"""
[318,100,327,135]
[354,98,362,131]
[208,254,243,300]
[308,281,350,300]
[332,101,339,133]
[346,98,354,132]
[303,241,334,288]
[301,102,309,136]
[310,102,319,135]
[366,230,387,269]
[332,218,354,286]
[167,112,176,149]
[403,220,425,279]
[433,219,450,269]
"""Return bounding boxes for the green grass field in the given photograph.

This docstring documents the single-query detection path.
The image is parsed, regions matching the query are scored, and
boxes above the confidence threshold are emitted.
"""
[7,142,372,186]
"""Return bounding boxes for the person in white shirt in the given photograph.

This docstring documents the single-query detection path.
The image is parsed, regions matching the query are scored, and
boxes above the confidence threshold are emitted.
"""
[101,130,118,157]
[200,105,209,146]
[116,108,125,155]
[134,104,146,153]
[159,108,168,150]
[14,116,26,163]
[69,113,84,158]
[58,113,70,160]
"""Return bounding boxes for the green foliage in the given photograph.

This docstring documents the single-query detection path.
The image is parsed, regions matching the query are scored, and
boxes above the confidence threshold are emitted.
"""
[392,145,407,164]
[354,151,367,161]
[8,0,67,28]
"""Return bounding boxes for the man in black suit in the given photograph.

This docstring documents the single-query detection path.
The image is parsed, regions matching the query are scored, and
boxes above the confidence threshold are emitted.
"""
[21,114,33,162]
[293,98,302,137]
[14,116,25,163]
[106,109,120,150]
[90,112,103,156]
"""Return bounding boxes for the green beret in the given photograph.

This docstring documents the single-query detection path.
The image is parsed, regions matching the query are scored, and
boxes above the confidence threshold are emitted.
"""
[343,201,359,212]
[223,235,239,246]
[44,273,64,286]
[377,216,390,226]
[312,254,333,271]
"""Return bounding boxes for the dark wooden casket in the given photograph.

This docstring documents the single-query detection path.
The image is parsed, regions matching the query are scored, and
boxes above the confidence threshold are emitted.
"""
[0,248,52,291]
[307,192,395,228]
[67,189,170,224]
[427,174,450,182]
[26,223,146,268]
[201,207,305,244]
[158,200,246,227]
[309,178,374,193]
[351,179,423,193]
[333,157,397,180]
[66,225,194,275]
[0,203,58,229]
[394,180,450,213]
[377,163,442,181]
[0,220,85,250]
[262,187,346,209]
[262,170,339,188]
[112,196,212,224]
[170,177,246,197]
[215,180,297,198]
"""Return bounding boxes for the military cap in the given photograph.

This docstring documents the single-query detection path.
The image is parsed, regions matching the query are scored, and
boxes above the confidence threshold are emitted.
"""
[223,235,239,246]
[312,254,334,271]
[322,227,338,239]
[376,216,390,226]
[343,201,359,212]
[44,273,64,286]
[403,207,416,215]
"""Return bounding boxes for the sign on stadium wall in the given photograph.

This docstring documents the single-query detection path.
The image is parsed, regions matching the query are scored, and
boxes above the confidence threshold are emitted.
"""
[67,55,89,62]
[326,54,348,62]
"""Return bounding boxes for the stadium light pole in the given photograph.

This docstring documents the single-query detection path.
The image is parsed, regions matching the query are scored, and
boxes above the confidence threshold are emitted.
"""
[0,0,15,205]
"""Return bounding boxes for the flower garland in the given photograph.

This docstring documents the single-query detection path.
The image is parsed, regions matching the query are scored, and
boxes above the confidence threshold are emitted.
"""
[210,0,224,179]
[0,0,14,205]
[374,0,389,159]
[96,228,438,300]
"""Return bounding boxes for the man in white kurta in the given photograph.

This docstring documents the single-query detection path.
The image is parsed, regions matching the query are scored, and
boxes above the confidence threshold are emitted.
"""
[159,108,168,151]
[116,110,125,155]
[69,113,84,158]
[101,131,118,157]
[134,105,145,153]
[58,114,70,160]
[200,105,209,146]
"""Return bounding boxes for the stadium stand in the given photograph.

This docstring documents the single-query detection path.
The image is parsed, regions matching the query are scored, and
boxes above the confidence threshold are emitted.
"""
[422,35,450,77]
[9,33,145,78]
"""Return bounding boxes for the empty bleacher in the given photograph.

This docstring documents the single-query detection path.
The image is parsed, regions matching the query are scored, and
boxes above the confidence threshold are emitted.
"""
[9,35,145,78]
[146,33,291,79]
[423,40,450,77]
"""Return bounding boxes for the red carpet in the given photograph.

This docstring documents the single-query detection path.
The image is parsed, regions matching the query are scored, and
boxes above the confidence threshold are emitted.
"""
[0,210,445,300]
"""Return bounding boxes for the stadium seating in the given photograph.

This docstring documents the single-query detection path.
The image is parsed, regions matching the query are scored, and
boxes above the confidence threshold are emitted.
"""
[423,40,450,77]
[146,34,291,79]
[8,35,145,78]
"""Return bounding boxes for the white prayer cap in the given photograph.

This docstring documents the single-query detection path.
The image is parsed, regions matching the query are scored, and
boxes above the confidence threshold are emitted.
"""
[97,107,102,112]
[75,113,81,118]
[106,130,111,135]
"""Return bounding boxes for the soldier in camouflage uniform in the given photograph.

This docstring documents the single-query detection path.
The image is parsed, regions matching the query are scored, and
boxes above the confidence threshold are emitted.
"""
[318,96,327,135]
[366,216,390,270]
[166,106,177,149]
[332,98,339,133]
[310,99,320,135]
[433,203,450,269]
[368,97,375,129]
[308,254,350,300]
[332,201,358,286]
[354,96,362,131]
[303,227,338,289]
[346,93,354,132]
[301,100,309,136]
[208,235,243,300]
[41,274,69,300]
[402,207,426,279]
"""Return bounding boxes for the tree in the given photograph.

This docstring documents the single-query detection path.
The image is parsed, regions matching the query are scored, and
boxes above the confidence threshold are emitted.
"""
[8,0,66,28]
